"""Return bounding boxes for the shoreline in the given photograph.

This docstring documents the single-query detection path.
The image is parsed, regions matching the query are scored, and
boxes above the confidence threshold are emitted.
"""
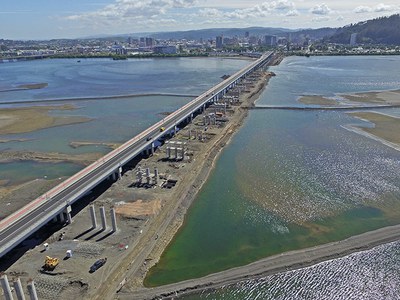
[123,224,400,300]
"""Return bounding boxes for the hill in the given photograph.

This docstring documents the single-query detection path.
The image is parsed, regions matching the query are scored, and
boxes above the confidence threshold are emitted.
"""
[327,14,400,45]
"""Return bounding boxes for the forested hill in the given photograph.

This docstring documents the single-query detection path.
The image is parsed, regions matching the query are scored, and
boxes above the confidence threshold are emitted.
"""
[327,14,400,45]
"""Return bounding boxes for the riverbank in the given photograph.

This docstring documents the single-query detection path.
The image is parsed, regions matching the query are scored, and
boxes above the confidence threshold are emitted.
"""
[119,224,400,300]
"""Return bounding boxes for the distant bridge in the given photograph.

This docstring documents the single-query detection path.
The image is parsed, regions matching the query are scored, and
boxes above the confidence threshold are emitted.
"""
[0,51,274,258]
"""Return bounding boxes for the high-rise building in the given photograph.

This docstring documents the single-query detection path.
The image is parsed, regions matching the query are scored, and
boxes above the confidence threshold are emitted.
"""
[145,37,154,48]
[216,36,223,49]
[350,33,357,45]
[264,35,277,46]
[245,31,250,38]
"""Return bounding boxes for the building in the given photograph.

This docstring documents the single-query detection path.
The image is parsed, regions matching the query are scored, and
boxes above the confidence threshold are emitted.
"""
[264,35,277,46]
[146,37,155,48]
[153,45,177,54]
[350,33,358,46]
[216,36,223,49]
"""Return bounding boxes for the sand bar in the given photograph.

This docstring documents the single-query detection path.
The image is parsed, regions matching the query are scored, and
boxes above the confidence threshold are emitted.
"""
[348,111,400,146]
[0,104,92,134]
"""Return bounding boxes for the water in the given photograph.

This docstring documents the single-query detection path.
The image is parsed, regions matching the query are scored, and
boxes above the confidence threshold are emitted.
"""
[0,57,248,102]
[0,57,248,185]
[181,241,400,300]
[260,55,400,106]
[145,56,400,288]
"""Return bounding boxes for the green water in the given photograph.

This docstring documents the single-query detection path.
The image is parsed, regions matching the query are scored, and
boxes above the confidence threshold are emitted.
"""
[145,109,400,286]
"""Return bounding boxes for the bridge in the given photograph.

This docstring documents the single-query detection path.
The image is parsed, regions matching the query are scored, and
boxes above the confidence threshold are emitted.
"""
[0,51,274,258]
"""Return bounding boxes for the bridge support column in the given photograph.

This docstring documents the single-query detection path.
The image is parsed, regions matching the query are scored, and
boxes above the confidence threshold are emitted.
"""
[89,205,97,229]
[118,166,122,179]
[151,142,155,155]
[59,212,65,223]
[110,208,117,233]
[13,278,25,300]
[100,206,107,231]
[112,172,117,181]
[0,274,13,300]
[27,281,38,300]
[188,129,191,140]
[66,205,72,224]
[154,168,159,185]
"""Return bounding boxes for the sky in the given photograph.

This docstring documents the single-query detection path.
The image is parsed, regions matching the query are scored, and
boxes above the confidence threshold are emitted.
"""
[1,0,400,40]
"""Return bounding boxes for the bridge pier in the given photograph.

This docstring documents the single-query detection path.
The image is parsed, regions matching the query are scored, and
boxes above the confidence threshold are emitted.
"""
[100,206,107,231]
[118,165,122,179]
[27,281,38,300]
[151,142,155,155]
[66,205,72,224]
[89,205,97,229]
[110,208,118,232]
[0,274,13,300]
[59,212,65,223]
[13,278,25,300]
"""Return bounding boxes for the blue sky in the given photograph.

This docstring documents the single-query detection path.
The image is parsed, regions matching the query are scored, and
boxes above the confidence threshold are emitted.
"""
[1,0,400,40]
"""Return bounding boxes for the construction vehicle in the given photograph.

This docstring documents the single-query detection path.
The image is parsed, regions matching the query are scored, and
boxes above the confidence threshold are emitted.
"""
[160,127,165,132]
[89,258,107,273]
[44,256,59,270]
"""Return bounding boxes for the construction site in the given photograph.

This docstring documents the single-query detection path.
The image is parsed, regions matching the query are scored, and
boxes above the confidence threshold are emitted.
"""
[0,66,277,300]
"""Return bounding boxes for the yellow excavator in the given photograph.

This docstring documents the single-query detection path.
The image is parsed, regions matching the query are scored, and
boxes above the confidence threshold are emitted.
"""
[44,256,59,270]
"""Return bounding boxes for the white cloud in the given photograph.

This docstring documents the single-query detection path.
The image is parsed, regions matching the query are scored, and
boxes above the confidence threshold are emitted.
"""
[354,6,372,13]
[354,3,396,14]
[312,16,330,22]
[274,0,295,10]
[374,3,392,12]
[310,3,331,15]
[66,0,197,22]
[286,9,299,16]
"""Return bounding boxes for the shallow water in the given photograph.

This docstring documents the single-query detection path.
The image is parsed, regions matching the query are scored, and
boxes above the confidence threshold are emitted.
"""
[0,57,248,185]
[145,56,400,287]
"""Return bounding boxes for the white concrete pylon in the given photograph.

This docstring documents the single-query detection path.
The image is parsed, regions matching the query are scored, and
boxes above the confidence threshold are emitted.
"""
[110,208,118,233]
[89,205,97,229]
[27,281,38,300]
[99,206,107,231]
[13,278,25,300]
[0,274,14,300]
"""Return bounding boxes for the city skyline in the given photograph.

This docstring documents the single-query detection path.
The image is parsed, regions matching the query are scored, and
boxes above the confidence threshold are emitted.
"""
[1,0,400,40]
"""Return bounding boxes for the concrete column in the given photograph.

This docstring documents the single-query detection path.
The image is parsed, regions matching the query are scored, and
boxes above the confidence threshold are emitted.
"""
[0,275,13,300]
[174,125,177,135]
[89,205,97,229]
[188,129,191,140]
[66,205,72,224]
[175,147,179,160]
[154,168,159,184]
[166,147,171,159]
[110,208,117,233]
[112,172,117,181]
[59,212,65,223]
[13,278,25,300]
[145,168,150,177]
[181,148,185,160]
[151,142,155,155]
[118,166,122,179]
[27,281,38,300]
[99,206,107,231]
